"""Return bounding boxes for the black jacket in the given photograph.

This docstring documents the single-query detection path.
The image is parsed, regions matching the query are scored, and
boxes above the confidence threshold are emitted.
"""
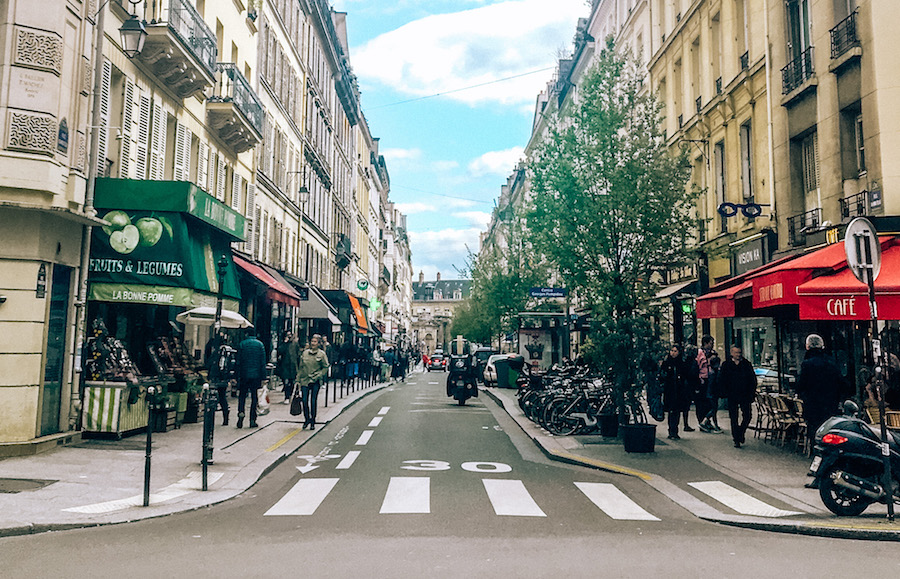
[659,355,688,412]
[796,349,843,425]
[718,357,757,404]
[237,336,267,382]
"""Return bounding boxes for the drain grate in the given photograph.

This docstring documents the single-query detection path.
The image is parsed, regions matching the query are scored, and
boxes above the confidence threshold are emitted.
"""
[0,478,57,493]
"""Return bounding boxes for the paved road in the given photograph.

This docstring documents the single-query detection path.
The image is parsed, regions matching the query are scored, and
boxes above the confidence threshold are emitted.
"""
[2,373,898,577]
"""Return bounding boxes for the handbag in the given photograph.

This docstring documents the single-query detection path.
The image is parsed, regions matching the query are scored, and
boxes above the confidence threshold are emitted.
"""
[289,388,303,416]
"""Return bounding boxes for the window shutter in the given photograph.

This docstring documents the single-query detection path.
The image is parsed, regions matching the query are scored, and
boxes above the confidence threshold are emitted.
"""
[96,59,111,177]
[253,206,263,260]
[231,172,242,210]
[216,152,226,201]
[119,77,135,179]
[136,92,150,179]
[149,102,166,180]
[197,141,209,190]
[260,210,269,263]
[173,122,190,181]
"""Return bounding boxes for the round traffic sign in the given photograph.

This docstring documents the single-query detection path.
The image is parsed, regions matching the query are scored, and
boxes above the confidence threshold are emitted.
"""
[844,217,881,284]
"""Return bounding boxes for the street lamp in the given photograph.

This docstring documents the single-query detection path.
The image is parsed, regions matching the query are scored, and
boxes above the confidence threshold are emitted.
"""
[119,13,147,59]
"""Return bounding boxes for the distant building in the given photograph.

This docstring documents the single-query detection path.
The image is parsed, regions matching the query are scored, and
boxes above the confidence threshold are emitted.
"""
[411,271,471,354]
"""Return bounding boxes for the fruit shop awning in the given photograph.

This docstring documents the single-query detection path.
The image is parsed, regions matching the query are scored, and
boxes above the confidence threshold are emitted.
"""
[233,255,302,307]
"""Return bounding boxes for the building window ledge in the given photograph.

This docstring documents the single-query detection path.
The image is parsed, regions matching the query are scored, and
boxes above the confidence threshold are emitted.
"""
[828,46,862,74]
[780,77,818,108]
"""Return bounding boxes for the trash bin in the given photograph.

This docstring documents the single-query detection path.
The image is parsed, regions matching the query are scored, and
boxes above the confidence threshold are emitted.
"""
[504,355,526,389]
[494,356,511,389]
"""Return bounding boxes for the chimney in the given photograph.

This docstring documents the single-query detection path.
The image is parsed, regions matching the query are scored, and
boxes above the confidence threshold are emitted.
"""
[419,271,424,283]
[436,271,441,282]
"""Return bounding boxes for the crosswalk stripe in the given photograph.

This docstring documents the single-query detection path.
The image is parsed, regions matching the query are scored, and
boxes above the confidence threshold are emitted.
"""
[368,417,383,427]
[378,406,390,415]
[688,481,802,518]
[380,477,430,514]
[355,430,374,445]
[574,482,660,521]
[482,479,546,517]
[264,478,339,516]
[335,451,361,470]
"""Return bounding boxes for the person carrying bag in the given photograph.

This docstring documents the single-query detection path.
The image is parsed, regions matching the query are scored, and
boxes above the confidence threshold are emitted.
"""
[295,334,330,430]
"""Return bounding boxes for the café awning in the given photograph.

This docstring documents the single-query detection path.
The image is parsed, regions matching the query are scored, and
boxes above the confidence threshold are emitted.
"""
[233,254,302,307]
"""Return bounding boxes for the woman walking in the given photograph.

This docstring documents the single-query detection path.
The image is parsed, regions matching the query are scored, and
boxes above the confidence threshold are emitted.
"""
[659,344,688,440]
[276,332,299,403]
[296,334,330,430]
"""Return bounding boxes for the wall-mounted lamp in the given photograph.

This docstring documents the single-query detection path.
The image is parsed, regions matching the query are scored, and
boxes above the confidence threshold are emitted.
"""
[0,295,7,304]
[119,7,147,59]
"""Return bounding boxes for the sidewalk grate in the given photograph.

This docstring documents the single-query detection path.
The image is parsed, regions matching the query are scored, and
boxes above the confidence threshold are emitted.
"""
[0,478,57,493]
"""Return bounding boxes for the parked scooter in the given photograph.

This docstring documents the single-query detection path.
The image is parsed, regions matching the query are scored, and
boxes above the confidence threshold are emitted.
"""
[808,400,900,516]
[446,336,478,406]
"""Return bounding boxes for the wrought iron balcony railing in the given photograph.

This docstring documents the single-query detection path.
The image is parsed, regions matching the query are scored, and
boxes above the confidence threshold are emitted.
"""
[787,207,821,246]
[145,0,217,77]
[830,10,860,59]
[210,63,264,136]
[782,47,815,95]
[840,190,868,221]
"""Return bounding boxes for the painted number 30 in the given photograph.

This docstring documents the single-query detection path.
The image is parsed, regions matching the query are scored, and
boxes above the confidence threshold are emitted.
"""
[401,460,512,473]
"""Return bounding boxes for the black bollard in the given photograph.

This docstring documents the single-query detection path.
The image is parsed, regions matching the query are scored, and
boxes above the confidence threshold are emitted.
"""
[143,385,156,507]
[201,383,216,491]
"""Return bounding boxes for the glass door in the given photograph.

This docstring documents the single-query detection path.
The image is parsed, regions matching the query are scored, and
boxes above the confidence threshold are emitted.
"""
[40,264,72,436]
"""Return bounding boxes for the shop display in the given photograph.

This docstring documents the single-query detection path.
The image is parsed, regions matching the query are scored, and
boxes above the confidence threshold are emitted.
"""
[83,318,141,384]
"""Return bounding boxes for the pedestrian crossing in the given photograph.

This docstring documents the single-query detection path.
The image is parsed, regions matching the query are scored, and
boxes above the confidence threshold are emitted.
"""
[263,475,805,520]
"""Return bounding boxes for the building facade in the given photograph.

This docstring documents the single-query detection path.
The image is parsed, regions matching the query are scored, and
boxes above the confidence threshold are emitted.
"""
[411,271,471,355]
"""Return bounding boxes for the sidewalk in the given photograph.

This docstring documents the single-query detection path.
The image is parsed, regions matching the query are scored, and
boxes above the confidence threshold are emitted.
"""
[0,377,390,538]
[484,387,900,542]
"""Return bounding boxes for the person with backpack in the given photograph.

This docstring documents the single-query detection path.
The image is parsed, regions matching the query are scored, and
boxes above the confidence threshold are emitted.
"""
[205,330,235,426]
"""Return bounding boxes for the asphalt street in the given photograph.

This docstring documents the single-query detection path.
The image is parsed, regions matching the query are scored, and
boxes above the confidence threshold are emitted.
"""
[2,372,899,578]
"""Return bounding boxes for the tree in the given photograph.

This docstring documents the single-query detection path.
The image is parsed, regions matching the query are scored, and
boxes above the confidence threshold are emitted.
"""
[527,38,695,318]
[527,39,696,420]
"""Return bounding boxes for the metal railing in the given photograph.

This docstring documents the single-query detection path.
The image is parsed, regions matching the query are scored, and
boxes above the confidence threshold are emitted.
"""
[782,47,815,95]
[211,63,265,136]
[145,0,218,77]
[787,207,821,246]
[830,10,860,59]
[840,190,868,221]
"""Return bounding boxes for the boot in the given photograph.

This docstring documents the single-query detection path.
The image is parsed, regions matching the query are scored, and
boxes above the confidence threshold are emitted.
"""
[236,412,244,429]
[222,411,229,426]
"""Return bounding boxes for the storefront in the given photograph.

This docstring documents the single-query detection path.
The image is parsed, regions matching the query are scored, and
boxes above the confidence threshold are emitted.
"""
[232,254,303,359]
[84,179,244,435]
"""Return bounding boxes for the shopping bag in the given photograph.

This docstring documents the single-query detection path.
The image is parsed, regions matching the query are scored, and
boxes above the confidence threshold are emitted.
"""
[289,390,302,416]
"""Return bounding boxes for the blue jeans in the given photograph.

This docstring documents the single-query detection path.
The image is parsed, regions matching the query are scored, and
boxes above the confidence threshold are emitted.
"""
[301,381,321,425]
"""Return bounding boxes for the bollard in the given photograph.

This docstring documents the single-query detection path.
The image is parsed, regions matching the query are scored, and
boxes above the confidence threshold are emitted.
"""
[201,383,215,491]
[143,385,156,507]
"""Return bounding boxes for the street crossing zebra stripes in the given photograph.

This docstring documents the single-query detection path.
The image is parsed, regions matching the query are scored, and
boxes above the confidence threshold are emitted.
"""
[688,481,803,518]
[380,477,430,514]
[574,482,660,521]
[482,479,547,517]
[264,478,339,516]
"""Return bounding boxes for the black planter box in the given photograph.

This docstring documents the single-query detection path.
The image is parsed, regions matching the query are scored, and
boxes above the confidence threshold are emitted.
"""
[622,423,656,453]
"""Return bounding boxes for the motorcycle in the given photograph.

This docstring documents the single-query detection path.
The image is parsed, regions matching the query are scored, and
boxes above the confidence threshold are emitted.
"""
[446,338,478,406]
[807,400,900,516]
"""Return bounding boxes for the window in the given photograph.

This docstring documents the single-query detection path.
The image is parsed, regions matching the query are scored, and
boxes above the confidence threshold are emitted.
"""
[787,0,812,59]
[855,115,866,175]
[800,131,820,211]
[714,140,726,232]
[740,122,753,201]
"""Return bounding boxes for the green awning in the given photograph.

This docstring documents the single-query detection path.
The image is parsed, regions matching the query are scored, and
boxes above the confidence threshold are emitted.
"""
[89,283,239,310]
[95,178,246,241]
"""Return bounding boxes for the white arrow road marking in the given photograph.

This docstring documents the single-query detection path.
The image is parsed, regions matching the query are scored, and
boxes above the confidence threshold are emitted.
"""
[335,450,361,470]
[574,482,660,521]
[368,417,383,427]
[378,407,390,415]
[63,472,223,514]
[482,479,546,517]
[264,478,339,516]
[297,464,320,474]
[688,481,802,517]
[380,477,430,514]
[355,430,374,445]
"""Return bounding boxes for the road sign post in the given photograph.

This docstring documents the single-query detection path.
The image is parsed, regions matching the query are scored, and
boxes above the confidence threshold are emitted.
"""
[845,217,893,521]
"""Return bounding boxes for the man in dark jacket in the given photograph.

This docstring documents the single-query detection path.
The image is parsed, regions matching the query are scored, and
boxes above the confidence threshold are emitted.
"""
[236,328,267,428]
[796,334,844,447]
[718,345,757,448]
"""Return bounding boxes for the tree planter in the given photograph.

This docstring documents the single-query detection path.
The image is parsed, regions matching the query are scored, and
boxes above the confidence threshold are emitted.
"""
[621,423,656,453]
[599,413,619,437]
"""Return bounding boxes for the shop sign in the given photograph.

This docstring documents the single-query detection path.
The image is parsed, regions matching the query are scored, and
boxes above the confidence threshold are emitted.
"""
[88,209,240,299]
[733,236,766,275]
[36,263,47,298]
[88,283,239,310]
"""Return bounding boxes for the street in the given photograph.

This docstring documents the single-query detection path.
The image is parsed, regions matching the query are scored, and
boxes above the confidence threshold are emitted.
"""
[2,372,898,578]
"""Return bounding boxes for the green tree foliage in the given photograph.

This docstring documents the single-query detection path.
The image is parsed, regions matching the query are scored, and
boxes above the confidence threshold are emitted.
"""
[527,39,695,318]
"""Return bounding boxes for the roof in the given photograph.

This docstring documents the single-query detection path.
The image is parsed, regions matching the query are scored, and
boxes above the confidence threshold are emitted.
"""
[412,279,472,301]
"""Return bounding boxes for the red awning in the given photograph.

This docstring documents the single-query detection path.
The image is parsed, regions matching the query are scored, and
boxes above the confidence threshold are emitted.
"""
[796,243,900,320]
[696,280,752,319]
[233,255,302,307]
[348,294,368,333]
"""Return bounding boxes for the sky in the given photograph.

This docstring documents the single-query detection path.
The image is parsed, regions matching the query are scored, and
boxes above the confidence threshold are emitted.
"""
[331,0,589,280]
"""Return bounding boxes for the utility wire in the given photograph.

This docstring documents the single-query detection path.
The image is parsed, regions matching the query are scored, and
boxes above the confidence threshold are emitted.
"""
[367,66,556,110]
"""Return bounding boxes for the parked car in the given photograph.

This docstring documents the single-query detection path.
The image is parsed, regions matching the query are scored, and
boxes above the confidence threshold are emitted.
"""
[473,347,499,383]
[427,353,447,372]
[483,353,511,386]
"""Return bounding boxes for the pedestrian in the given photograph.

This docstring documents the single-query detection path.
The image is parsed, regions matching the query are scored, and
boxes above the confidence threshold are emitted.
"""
[698,335,723,433]
[718,344,757,448]
[682,345,700,432]
[235,327,267,429]
[204,330,234,426]
[659,344,688,440]
[795,334,844,451]
[276,332,299,404]
[296,333,330,430]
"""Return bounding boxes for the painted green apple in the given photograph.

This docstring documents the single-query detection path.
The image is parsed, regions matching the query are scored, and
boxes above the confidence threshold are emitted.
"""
[135,217,164,247]
[101,210,131,235]
[109,224,140,254]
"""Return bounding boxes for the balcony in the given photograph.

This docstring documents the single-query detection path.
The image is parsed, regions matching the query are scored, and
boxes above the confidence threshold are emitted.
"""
[132,0,217,99]
[782,47,815,95]
[840,190,869,221]
[207,63,264,153]
[787,207,821,246]
[831,11,860,59]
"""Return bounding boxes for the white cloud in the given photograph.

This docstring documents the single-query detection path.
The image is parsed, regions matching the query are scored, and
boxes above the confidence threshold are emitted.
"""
[453,210,493,228]
[432,160,460,172]
[409,227,483,273]
[467,147,523,177]
[382,147,423,161]
[352,0,586,106]
[395,201,435,214]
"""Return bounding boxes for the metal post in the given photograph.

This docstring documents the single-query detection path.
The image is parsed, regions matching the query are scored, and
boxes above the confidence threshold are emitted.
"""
[143,385,155,507]
[201,383,214,491]
[866,266,894,522]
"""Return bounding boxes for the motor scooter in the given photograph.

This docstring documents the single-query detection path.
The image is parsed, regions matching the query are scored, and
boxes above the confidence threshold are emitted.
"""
[808,400,900,516]
[446,337,478,406]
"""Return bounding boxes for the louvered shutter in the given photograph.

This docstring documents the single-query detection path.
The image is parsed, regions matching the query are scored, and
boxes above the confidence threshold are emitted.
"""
[253,205,262,259]
[96,59,111,177]
[260,210,269,263]
[173,122,190,181]
[136,92,150,179]
[149,102,166,180]
[216,152,227,200]
[245,183,256,253]
[231,172,242,210]
[119,77,135,179]
[197,142,209,190]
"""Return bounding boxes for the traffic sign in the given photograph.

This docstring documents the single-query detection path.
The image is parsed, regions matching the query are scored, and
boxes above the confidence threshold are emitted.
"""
[844,217,881,284]
[529,287,568,298]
